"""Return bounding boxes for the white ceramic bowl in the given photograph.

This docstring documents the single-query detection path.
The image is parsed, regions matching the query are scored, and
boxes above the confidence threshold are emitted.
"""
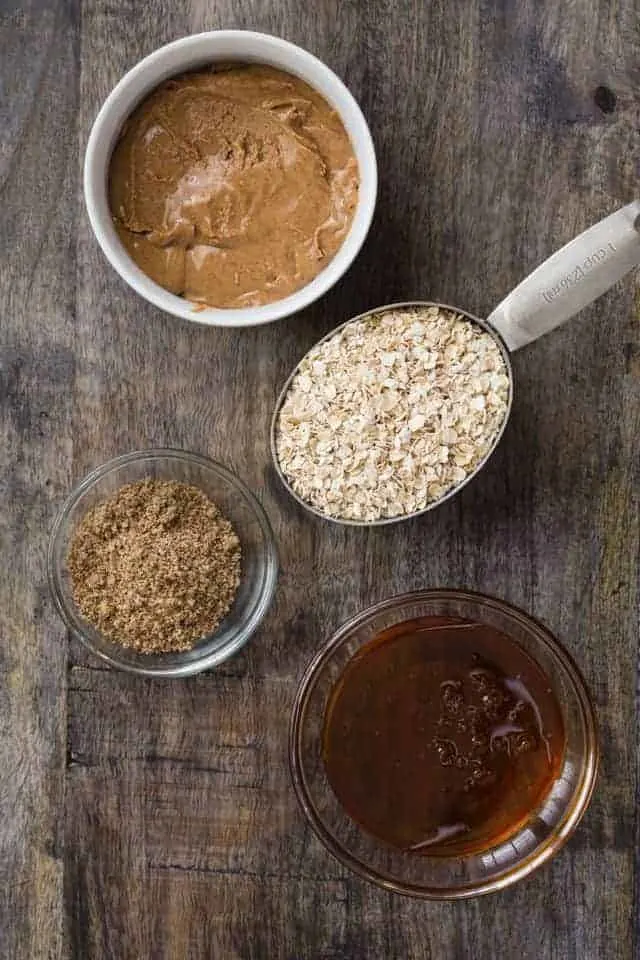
[84,31,378,327]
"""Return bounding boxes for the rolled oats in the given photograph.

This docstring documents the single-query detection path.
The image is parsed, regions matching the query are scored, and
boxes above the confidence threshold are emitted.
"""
[275,306,510,522]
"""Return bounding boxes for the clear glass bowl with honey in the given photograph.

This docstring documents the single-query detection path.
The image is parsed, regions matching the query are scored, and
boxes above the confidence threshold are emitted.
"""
[289,589,598,899]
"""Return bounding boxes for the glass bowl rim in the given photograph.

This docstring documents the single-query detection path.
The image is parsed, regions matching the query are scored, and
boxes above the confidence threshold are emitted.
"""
[47,448,279,678]
[289,587,599,899]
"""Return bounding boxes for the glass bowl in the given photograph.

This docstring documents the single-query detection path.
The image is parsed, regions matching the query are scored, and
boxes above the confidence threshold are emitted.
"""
[289,589,598,899]
[48,449,278,677]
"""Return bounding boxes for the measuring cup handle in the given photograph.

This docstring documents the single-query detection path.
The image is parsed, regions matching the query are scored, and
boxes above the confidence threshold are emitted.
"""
[487,201,640,351]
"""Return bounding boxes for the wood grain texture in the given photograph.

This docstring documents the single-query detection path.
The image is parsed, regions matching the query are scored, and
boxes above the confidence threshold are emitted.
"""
[0,2,77,958]
[1,0,639,957]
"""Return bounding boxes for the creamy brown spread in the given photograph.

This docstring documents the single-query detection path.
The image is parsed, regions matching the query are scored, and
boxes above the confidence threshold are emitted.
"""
[108,65,359,309]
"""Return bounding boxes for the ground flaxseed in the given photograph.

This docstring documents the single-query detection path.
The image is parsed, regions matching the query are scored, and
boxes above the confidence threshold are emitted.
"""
[67,479,241,653]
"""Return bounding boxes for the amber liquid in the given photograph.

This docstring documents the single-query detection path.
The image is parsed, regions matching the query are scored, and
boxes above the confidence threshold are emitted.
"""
[322,617,566,856]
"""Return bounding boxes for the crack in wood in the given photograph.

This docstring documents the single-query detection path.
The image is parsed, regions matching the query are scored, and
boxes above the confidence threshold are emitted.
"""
[66,751,263,788]
[148,861,347,885]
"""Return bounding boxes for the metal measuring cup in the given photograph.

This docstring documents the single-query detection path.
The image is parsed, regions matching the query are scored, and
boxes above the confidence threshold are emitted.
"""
[271,201,640,525]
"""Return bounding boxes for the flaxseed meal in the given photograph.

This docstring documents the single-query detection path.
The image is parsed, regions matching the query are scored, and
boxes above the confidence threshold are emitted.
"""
[275,306,510,521]
[67,479,241,653]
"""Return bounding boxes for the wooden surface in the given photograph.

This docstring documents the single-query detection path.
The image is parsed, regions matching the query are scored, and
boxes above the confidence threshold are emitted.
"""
[1,1,639,957]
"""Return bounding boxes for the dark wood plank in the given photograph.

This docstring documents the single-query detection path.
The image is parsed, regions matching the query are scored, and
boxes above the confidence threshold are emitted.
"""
[0,2,79,958]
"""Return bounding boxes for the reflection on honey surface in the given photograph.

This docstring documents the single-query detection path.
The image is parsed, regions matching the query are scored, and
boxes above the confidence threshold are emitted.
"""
[322,617,565,856]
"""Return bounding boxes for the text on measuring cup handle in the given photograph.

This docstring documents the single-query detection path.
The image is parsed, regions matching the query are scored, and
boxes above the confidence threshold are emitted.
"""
[541,242,617,303]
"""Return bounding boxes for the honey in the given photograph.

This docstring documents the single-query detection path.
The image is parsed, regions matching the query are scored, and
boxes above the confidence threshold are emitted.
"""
[322,616,565,856]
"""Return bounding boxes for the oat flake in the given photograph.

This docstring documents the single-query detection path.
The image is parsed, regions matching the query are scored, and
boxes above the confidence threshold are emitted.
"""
[275,306,510,522]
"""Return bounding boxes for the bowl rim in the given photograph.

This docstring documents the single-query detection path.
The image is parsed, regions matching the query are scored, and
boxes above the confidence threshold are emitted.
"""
[83,29,378,328]
[288,588,599,899]
[47,448,279,677]
[270,301,515,527]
